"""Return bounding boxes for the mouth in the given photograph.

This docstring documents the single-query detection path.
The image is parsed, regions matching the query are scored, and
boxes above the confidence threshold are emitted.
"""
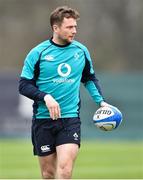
[69,35,75,40]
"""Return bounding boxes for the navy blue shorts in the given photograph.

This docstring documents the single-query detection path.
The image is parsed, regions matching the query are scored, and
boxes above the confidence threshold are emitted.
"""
[31,117,81,156]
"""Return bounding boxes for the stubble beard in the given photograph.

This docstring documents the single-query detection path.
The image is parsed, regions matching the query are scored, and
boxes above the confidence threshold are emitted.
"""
[58,35,74,45]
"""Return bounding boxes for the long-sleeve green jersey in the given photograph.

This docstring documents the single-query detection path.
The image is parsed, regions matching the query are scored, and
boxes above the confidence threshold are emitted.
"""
[19,39,104,119]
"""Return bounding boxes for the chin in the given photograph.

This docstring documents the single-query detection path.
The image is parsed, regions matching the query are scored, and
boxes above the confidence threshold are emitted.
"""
[61,37,74,45]
[68,39,73,43]
[64,39,72,44]
[68,38,74,43]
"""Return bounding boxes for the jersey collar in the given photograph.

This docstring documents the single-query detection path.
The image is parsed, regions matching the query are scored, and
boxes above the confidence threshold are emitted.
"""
[50,38,71,47]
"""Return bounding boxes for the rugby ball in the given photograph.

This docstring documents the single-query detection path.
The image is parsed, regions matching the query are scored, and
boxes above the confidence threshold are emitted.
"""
[93,106,122,131]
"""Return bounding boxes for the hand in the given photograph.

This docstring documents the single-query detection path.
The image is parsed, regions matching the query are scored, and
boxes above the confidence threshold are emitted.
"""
[44,94,61,120]
[100,101,112,107]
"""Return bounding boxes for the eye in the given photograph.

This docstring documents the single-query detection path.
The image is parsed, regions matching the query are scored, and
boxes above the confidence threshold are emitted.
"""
[67,26,73,29]
[67,26,77,30]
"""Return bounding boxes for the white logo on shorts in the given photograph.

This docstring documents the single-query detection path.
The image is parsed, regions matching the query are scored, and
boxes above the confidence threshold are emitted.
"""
[41,145,51,153]
[73,133,78,141]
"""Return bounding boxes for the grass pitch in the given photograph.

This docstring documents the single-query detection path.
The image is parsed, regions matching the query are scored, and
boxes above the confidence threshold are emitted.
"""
[0,139,143,179]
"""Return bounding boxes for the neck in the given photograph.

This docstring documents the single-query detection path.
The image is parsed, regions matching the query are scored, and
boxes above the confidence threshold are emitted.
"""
[52,34,70,46]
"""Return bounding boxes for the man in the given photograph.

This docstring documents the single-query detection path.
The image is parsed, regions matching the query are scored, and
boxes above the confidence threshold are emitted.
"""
[19,6,110,179]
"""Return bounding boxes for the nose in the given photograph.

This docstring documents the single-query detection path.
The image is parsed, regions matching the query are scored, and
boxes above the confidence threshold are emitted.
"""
[72,27,77,34]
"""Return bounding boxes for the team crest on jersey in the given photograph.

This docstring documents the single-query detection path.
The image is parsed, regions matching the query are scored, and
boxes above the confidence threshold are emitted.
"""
[74,52,80,60]
[45,55,54,61]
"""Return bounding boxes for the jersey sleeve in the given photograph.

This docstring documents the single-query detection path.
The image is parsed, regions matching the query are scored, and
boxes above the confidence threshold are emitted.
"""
[19,48,47,101]
[81,48,104,105]
[21,48,39,79]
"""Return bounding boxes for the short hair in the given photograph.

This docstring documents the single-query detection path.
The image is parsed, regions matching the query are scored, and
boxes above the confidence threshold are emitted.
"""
[50,6,80,28]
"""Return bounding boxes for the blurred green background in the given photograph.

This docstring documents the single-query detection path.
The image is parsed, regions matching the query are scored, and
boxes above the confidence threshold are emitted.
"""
[0,0,143,179]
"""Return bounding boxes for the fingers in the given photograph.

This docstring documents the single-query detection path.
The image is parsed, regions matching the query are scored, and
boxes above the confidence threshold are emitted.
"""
[44,95,61,120]
[49,105,61,120]
[49,107,55,120]
[55,105,61,119]
[100,101,112,107]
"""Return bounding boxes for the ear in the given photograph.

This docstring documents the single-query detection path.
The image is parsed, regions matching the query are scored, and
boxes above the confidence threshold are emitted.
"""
[53,24,59,32]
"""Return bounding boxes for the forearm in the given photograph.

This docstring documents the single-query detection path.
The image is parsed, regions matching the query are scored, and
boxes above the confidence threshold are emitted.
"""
[82,71,105,104]
[84,80,104,105]
[19,78,47,101]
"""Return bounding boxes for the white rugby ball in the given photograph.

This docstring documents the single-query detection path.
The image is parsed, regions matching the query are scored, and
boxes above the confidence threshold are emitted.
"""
[93,106,122,131]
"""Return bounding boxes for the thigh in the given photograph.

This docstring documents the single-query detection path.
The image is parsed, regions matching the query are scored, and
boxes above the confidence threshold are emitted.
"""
[56,143,79,167]
[38,153,57,176]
